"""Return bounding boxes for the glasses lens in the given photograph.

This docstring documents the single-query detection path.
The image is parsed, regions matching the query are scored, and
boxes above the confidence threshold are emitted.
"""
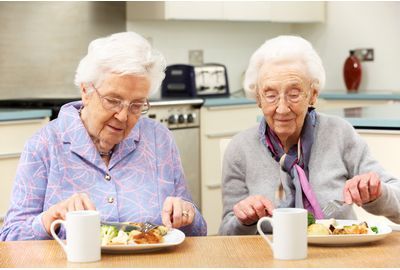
[102,97,122,111]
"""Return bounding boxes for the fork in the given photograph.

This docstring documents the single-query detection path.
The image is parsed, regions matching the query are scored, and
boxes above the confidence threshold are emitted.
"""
[322,200,348,218]
[141,221,158,233]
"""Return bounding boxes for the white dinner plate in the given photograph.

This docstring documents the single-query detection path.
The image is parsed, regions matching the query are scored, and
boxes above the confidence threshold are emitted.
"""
[101,228,185,253]
[308,219,392,246]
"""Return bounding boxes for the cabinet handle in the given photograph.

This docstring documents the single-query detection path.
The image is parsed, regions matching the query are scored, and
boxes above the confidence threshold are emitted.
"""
[206,131,241,138]
[0,152,21,159]
[0,118,47,126]
[206,183,221,189]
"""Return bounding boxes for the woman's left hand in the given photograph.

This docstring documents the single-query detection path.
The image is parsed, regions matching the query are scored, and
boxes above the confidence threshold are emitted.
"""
[161,196,196,229]
[343,172,382,206]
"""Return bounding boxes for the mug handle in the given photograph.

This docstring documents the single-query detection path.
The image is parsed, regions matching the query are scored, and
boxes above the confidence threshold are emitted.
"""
[50,219,67,253]
[257,216,274,250]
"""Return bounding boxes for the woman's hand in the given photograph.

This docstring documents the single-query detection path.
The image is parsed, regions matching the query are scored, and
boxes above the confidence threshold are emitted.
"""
[233,195,274,226]
[42,193,96,234]
[343,172,382,206]
[161,197,196,229]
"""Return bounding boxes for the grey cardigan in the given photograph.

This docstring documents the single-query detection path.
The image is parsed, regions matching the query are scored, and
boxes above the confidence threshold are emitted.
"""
[219,113,400,235]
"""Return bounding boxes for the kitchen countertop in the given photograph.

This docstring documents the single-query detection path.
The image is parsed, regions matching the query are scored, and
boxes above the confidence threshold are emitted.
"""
[319,104,400,129]
[319,90,400,100]
[203,97,256,107]
[0,108,52,121]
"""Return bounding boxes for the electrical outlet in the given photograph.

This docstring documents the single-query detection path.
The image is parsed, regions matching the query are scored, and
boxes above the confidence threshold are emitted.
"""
[354,48,374,61]
[189,50,203,66]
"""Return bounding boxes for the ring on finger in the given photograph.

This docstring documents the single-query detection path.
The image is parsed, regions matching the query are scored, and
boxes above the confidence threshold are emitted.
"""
[182,210,189,218]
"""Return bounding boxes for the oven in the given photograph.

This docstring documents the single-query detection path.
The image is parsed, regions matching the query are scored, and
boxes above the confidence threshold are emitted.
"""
[148,99,203,210]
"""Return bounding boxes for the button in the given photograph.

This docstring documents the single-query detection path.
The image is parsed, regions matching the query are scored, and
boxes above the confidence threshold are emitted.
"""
[105,174,111,181]
[107,197,114,203]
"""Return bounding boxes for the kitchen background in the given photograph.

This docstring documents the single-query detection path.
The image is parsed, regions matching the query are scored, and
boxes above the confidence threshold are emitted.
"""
[1,1,400,234]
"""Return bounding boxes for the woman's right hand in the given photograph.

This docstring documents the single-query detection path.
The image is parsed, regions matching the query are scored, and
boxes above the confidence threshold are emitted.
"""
[42,193,96,235]
[233,195,274,225]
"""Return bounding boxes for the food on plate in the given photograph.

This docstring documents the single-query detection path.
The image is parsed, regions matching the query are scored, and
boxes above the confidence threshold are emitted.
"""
[101,223,169,246]
[307,213,379,236]
[308,223,331,235]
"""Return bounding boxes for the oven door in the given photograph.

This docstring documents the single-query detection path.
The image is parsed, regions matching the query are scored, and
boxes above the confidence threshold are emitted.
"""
[170,127,201,210]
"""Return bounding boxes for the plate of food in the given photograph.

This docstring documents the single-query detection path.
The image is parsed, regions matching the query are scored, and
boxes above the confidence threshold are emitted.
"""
[100,222,185,253]
[307,218,392,246]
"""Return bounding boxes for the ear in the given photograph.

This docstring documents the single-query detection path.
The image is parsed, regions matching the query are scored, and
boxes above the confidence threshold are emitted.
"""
[80,83,91,106]
[255,90,262,108]
[309,88,318,106]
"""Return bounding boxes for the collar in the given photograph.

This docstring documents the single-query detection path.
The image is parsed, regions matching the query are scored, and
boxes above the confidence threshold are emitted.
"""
[58,101,141,169]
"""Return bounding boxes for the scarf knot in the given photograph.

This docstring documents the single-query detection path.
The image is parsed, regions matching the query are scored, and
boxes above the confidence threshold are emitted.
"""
[264,108,324,219]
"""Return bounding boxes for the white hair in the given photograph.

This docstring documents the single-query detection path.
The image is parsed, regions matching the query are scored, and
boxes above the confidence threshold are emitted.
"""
[74,32,166,96]
[243,35,326,99]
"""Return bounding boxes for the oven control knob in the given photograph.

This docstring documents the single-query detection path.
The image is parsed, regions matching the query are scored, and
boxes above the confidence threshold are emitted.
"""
[168,115,177,124]
[187,113,194,123]
[178,114,185,124]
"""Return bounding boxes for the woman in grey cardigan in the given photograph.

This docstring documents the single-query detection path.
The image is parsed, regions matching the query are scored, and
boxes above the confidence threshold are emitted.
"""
[219,35,400,235]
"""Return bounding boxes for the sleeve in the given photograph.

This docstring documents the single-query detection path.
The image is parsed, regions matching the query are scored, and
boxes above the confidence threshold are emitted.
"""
[342,122,400,223]
[218,137,258,235]
[0,132,52,241]
[170,137,207,236]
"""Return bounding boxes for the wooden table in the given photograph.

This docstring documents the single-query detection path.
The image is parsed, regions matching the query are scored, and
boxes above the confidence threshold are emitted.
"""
[1,233,399,268]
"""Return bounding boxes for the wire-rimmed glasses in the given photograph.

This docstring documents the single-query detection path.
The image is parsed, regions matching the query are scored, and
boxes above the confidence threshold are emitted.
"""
[260,89,309,106]
[92,85,150,115]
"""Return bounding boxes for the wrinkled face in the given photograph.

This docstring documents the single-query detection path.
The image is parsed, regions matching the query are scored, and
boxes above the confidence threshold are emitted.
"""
[257,59,318,146]
[81,73,150,151]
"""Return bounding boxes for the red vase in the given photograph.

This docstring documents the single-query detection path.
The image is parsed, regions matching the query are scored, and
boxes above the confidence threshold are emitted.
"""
[343,50,362,92]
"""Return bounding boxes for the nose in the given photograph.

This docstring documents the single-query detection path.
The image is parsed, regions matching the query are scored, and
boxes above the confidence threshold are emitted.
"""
[114,105,129,122]
[275,95,291,114]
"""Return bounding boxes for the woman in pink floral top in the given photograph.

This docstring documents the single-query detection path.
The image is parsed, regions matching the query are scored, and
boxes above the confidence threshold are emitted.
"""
[0,32,207,241]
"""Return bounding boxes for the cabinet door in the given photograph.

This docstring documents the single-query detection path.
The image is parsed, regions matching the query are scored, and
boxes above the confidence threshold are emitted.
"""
[201,105,261,235]
[127,1,324,22]
[356,130,400,225]
[127,1,224,20]
[223,1,325,22]
[165,2,224,20]
[0,118,49,219]
[0,156,19,218]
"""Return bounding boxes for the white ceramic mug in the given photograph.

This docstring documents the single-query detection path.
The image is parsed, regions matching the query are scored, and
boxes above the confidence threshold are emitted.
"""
[50,210,101,263]
[257,208,307,260]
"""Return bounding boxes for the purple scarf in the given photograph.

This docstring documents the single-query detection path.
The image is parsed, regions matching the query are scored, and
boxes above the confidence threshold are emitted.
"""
[264,108,324,219]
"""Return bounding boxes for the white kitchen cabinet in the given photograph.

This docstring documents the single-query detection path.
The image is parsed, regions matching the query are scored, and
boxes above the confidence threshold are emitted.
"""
[354,129,400,225]
[223,2,325,22]
[0,118,49,219]
[200,104,260,235]
[127,1,325,23]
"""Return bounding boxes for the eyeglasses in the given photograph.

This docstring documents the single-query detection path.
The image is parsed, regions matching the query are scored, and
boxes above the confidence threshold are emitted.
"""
[92,85,150,115]
[260,89,309,106]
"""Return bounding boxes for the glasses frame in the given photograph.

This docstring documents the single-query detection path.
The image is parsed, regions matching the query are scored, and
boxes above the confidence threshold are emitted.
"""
[91,85,150,115]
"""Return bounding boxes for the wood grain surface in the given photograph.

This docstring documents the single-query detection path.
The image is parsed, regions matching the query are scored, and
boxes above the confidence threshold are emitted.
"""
[1,234,399,268]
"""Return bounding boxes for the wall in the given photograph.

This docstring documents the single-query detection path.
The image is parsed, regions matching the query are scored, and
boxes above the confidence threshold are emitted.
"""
[0,2,126,99]
[126,20,293,98]
[293,2,400,91]
[127,2,400,95]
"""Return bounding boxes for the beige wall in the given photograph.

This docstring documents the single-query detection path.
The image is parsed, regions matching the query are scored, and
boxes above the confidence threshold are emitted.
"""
[0,2,126,99]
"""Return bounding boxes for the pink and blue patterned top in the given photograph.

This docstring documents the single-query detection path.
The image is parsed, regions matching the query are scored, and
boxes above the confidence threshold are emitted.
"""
[0,101,207,241]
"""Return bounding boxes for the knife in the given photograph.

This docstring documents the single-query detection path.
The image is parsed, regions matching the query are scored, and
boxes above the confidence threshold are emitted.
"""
[101,221,141,232]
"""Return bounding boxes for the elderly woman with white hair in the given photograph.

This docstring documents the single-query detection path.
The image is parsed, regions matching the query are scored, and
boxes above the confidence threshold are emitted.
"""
[219,35,400,235]
[0,32,207,241]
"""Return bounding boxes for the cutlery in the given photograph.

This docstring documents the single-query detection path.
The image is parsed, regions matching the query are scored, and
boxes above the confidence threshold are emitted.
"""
[142,221,158,233]
[389,224,400,231]
[323,200,349,218]
[101,221,141,232]
[101,221,158,233]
